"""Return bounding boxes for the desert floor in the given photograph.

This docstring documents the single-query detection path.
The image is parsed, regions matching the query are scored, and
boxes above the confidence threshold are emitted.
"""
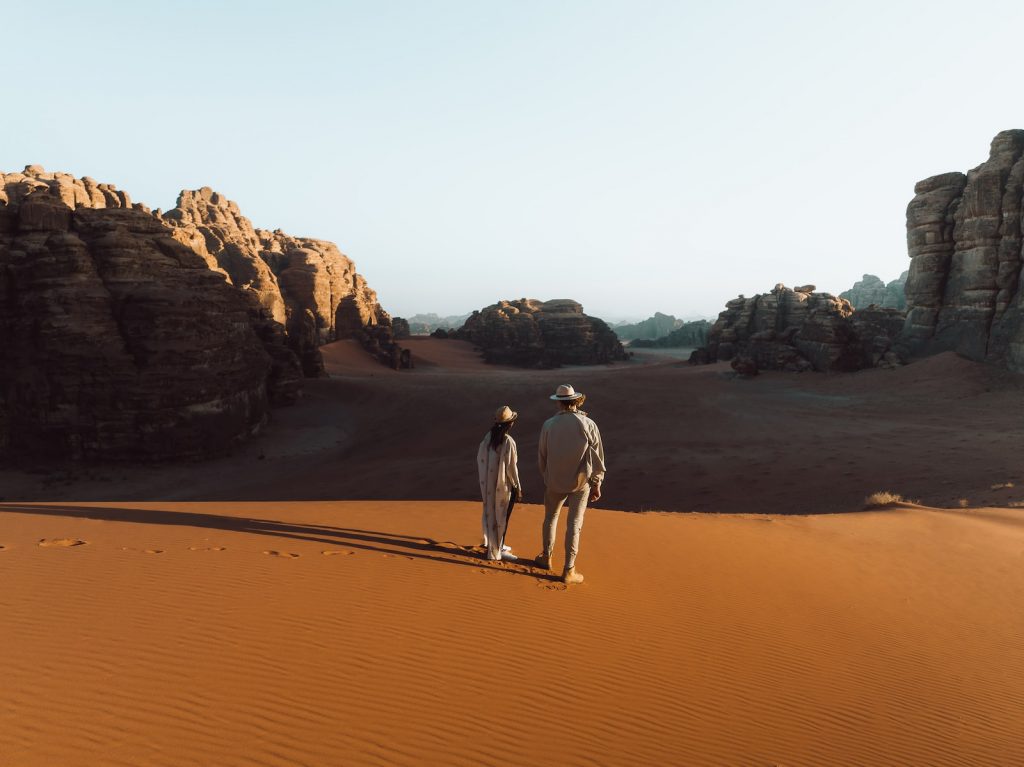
[2,339,1024,765]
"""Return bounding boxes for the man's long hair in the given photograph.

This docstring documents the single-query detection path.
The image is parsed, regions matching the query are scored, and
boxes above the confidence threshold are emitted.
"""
[489,419,515,451]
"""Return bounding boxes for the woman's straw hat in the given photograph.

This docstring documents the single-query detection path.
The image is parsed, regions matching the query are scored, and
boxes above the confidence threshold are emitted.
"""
[494,405,518,423]
[550,384,584,401]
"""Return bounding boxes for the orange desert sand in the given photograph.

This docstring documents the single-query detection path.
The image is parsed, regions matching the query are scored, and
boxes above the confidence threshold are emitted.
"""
[2,339,1024,766]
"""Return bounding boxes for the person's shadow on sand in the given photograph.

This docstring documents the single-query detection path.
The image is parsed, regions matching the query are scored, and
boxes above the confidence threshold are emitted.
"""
[0,503,556,580]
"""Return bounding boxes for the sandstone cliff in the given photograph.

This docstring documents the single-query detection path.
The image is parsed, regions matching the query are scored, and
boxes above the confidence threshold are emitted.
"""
[902,129,1024,370]
[454,298,627,367]
[0,166,394,459]
[840,272,908,310]
[698,284,903,372]
[163,186,392,377]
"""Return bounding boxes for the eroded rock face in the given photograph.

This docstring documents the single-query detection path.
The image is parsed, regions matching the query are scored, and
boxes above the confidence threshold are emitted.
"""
[454,298,627,367]
[0,166,394,459]
[700,284,903,372]
[902,130,1024,369]
[0,177,271,459]
[840,272,908,310]
[163,186,393,373]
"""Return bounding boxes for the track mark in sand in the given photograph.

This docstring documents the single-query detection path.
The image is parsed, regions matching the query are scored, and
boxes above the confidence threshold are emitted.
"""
[0,544,7,551]
[120,547,165,554]
[263,550,300,558]
[321,549,355,556]
[537,581,567,591]
[188,546,226,551]
[38,538,87,548]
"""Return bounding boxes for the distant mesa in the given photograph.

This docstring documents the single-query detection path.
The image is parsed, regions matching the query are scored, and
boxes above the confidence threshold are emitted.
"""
[0,166,400,460]
[629,319,711,349]
[614,312,683,342]
[839,272,908,311]
[452,298,627,368]
[901,129,1024,371]
[696,283,904,373]
[405,312,471,335]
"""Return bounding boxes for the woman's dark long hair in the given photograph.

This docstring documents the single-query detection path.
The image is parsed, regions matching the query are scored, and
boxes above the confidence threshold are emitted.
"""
[489,419,515,451]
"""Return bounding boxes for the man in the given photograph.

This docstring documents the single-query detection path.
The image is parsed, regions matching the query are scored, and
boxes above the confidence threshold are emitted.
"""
[537,384,606,585]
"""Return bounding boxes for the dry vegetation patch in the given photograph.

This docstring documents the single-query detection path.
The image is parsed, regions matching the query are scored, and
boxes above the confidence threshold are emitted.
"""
[864,491,905,509]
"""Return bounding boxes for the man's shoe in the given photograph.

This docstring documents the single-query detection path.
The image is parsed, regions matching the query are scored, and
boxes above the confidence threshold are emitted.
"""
[535,552,551,571]
[562,567,584,585]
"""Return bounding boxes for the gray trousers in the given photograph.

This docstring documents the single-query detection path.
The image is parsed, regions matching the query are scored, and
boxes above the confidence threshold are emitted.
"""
[542,485,590,570]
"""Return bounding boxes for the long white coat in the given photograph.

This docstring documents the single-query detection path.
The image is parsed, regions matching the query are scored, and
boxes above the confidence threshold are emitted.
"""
[476,433,521,560]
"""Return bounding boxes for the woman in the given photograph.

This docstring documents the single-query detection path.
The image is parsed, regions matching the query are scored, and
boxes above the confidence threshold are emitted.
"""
[476,405,522,562]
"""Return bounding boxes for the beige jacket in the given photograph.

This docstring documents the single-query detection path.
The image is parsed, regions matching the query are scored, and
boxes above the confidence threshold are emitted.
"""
[538,411,606,495]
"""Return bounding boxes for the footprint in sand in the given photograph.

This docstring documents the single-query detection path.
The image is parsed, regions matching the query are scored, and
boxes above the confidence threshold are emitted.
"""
[120,547,165,554]
[0,544,7,551]
[38,538,87,548]
[321,550,355,557]
[263,550,300,558]
[188,546,226,551]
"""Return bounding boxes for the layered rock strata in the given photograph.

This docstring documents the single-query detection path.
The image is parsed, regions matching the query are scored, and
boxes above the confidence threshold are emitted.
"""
[902,129,1024,370]
[698,284,903,372]
[454,298,627,367]
[840,272,908,310]
[0,166,394,459]
[163,186,394,377]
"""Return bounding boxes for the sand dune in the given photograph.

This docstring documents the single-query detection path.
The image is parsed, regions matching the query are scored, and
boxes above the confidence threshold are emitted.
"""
[2,499,1023,766]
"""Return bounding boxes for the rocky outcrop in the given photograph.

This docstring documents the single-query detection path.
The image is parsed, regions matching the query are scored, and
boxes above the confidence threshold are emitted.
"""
[163,186,393,376]
[840,272,908,310]
[453,298,627,367]
[698,284,903,372]
[0,174,271,459]
[630,320,711,349]
[614,312,683,341]
[901,130,1024,370]
[0,166,395,460]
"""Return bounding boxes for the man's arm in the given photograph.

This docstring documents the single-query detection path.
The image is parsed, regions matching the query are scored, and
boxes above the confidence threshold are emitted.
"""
[538,422,548,478]
[587,420,606,499]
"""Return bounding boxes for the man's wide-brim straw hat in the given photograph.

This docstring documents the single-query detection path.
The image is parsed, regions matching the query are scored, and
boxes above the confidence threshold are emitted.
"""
[494,405,518,423]
[550,384,585,401]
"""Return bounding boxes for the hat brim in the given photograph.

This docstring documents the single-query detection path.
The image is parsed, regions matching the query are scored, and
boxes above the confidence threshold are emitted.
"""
[550,393,584,401]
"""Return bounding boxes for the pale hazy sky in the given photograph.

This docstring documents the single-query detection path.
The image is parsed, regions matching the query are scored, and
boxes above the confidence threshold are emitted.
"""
[3,0,1023,321]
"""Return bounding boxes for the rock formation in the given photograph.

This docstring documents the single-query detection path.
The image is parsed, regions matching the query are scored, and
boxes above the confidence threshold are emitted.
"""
[840,272,908,310]
[162,186,394,377]
[0,166,395,460]
[629,320,711,349]
[901,129,1024,370]
[453,298,627,367]
[698,284,903,372]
